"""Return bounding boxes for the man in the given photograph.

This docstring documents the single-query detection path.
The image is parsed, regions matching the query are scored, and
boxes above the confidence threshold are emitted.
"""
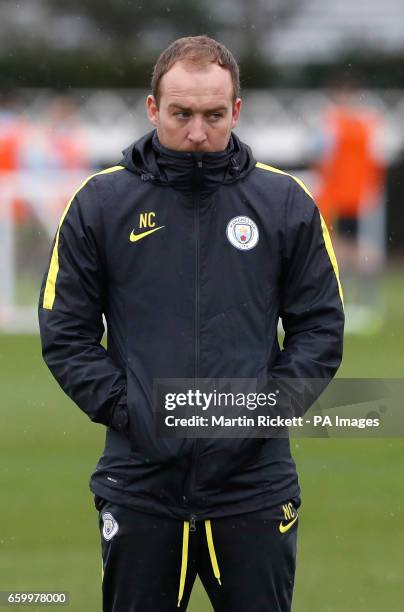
[39,36,344,612]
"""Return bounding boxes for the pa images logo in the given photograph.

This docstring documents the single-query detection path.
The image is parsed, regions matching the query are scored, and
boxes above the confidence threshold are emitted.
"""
[226,216,259,251]
[102,512,119,541]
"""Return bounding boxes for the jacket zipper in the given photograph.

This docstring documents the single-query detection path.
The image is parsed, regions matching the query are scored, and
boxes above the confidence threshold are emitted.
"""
[194,179,200,382]
[184,160,203,517]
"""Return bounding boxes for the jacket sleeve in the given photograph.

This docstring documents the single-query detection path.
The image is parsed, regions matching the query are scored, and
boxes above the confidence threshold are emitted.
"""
[38,173,128,432]
[267,178,345,413]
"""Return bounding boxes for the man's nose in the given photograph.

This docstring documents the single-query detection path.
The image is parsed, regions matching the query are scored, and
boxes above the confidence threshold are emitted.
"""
[187,117,207,144]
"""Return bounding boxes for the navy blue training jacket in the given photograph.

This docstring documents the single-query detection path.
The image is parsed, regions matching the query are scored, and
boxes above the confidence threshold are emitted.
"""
[38,130,344,520]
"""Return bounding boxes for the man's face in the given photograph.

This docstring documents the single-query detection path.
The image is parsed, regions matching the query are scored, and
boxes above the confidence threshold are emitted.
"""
[146,60,242,152]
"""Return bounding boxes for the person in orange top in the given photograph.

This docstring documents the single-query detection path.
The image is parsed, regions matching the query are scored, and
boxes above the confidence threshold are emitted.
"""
[315,82,386,331]
[315,80,385,228]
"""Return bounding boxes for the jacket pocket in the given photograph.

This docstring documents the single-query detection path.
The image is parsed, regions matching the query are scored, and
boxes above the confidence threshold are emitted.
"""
[110,396,130,436]
[126,366,191,463]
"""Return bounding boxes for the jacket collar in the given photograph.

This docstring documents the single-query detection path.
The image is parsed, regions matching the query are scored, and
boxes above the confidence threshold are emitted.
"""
[120,129,255,197]
[151,131,237,196]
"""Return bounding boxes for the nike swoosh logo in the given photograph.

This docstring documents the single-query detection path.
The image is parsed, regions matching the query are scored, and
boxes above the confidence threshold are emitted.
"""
[279,514,298,534]
[129,226,165,242]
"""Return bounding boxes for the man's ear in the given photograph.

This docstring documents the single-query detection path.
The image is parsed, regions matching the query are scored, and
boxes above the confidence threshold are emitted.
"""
[146,95,159,127]
[231,98,242,129]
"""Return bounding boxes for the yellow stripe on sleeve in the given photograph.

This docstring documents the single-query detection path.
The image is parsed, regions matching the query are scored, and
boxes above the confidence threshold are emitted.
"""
[256,161,344,306]
[42,165,124,310]
[256,161,314,199]
[319,213,344,305]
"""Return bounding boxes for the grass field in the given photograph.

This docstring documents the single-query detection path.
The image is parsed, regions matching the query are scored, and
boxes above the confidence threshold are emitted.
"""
[1,273,403,611]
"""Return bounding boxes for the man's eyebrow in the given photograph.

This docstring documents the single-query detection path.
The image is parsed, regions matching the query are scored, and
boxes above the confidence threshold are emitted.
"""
[167,103,192,111]
[206,106,227,113]
[167,103,228,113]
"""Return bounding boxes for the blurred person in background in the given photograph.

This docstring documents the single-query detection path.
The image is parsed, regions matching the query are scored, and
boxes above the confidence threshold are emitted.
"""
[20,94,90,227]
[21,95,88,171]
[0,91,22,172]
[0,90,30,224]
[44,95,89,170]
[39,36,344,611]
[314,77,386,333]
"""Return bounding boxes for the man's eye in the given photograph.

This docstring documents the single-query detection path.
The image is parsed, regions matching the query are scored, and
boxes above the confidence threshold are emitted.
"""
[174,112,190,119]
[208,113,223,123]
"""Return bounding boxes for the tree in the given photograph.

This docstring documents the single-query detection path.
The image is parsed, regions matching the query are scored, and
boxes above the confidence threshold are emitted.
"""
[44,0,220,48]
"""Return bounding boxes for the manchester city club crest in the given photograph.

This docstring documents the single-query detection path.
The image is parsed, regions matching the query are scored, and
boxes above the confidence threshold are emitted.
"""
[226,216,259,250]
[102,512,119,541]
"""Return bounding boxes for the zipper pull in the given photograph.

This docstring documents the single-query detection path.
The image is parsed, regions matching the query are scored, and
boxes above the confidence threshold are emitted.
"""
[189,515,197,533]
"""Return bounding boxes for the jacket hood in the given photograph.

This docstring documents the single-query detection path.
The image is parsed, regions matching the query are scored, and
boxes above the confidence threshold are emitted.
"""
[119,129,256,196]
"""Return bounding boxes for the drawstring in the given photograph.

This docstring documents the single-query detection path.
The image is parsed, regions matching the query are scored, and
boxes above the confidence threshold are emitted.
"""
[204,520,222,585]
[229,155,240,175]
[177,522,190,607]
[177,519,222,607]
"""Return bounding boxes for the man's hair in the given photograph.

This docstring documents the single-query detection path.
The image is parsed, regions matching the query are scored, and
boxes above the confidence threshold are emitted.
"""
[151,35,240,105]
